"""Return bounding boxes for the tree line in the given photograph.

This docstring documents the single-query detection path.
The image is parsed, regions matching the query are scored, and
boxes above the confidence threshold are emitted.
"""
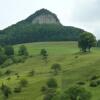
[0,45,29,67]
[0,24,84,45]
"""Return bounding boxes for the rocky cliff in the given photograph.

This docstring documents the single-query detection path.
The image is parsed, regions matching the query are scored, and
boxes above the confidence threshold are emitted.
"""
[25,8,61,25]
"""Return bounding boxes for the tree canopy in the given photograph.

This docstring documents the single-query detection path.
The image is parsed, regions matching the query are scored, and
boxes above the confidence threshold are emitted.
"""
[78,32,96,52]
[0,24,84,45]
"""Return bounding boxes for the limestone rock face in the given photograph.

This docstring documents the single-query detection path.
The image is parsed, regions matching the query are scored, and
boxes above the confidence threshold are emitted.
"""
[32,14,59,24]
[26,8,61,25]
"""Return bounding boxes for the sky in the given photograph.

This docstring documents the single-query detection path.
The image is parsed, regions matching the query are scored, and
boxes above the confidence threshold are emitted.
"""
[0,0,100,39]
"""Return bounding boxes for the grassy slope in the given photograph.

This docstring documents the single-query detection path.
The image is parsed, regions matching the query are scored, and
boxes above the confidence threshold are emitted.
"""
[0,41,100,100]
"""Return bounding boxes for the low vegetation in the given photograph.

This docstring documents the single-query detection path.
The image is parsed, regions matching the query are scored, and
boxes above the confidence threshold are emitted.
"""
[0,41,99,100]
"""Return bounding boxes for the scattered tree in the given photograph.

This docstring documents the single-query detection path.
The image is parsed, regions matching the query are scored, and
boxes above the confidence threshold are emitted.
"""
[41,86,48,93]
[46,78,57,89]
[40,49,48,63]
[89,81,98,87]
[14,86,22,93]
[43,89,56,100]
[51,63,61,75]
[4,70,12,75]
[63,86,92,100]
[28,70,35,76]
[78,32,96,52]
[19,79,28,87]
[18,45,29,56]
[1,84,11,99]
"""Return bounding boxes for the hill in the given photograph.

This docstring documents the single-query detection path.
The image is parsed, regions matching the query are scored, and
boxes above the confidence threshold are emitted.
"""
[25,8,60,24]
[0,9,85,45]
[0,42,100,100]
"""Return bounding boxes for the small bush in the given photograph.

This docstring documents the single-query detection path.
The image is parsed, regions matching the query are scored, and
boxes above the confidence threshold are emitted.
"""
[75,56,78,58]
[89,81,98,87]
[11,56,21,64]
[2,58,13,67]
[77,81,85,85]
[19,79,28,87]
[64,85,92,100]
[43,92,55,100]
[15,73,20,79]
[1,84,12,98]
[97,80,100,85]
[28,70,35,77]
[43,88,56,100]
[4,70,12,75]
[90,75,98,80]
[18,45,29,56]
[6,77,11,80]
[51,63,61,75]
[46,78,57,89]
[11,56,27,64]
[41,86,48,93]
[14,86,22,93]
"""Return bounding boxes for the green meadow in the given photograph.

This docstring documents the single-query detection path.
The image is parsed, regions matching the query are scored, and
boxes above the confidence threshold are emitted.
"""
[0,41,100,100]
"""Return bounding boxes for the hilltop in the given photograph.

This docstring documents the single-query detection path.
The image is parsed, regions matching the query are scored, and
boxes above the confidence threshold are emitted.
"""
[0,9,85,45]
[25,8,60,24]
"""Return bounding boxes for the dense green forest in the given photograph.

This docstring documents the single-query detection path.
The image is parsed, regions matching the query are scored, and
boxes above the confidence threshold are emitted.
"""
[0,24,84,45]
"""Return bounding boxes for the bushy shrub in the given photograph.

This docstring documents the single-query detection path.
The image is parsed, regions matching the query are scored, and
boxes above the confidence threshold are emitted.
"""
[19,79,28,87]
[41,86,48,93]
[77,81,85,85]
[18,45,29,56]
[12,56,26,64]
[14,86,22,93]
[51,63,61,75]
[40,49,48,63]
[43,88,56,100]
[44,92,55,100]
[28,70,35,77]
[75,56,78,58]
[90,75,98,80]
[89,81,98,87]
[64,85,92,100]
[46,78,57,88]
[1,84,12,99]
[2,58,13,67]
[96,80,100,85]
[15,73,20,79]
[6,77,11,80]
[4,70,12,75]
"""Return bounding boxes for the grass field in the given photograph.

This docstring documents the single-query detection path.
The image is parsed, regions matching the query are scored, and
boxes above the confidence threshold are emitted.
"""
[0,41,100,100]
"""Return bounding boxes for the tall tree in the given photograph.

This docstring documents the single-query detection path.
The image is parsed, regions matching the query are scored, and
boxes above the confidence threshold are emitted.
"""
[78,32,96,52]
[51,64,61,75]
[18,45,28,56]
[40,49,48,63]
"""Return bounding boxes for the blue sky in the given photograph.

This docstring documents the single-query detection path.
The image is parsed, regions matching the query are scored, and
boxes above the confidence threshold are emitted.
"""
[0,0,100,39]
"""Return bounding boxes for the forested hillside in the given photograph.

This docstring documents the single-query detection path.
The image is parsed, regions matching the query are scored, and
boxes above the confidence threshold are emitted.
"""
[0,24,84,45]
[0,9,85,45]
